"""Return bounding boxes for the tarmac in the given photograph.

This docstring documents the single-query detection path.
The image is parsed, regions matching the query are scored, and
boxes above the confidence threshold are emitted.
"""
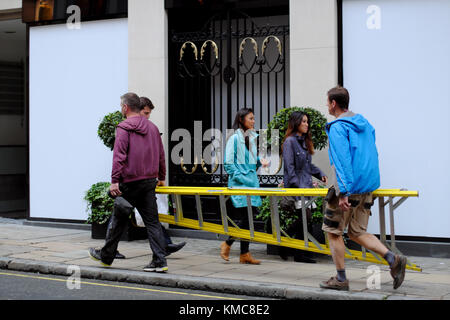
[0,218,449,300]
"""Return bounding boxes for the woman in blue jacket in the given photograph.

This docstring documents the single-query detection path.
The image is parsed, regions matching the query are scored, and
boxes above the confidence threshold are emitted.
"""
[220,108,269,264]
[281,111,328,263]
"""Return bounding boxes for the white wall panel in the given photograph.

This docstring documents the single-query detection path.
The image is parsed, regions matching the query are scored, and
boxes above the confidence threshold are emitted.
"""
[343,0,450,237]
[29,19,128,220]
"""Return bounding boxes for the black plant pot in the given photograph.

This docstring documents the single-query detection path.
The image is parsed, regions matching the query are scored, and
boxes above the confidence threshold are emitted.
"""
[266,221,326,256]
[91,221,109,240]
[127,223,148,241]
[91,218,147,241]
[311,223,326,244]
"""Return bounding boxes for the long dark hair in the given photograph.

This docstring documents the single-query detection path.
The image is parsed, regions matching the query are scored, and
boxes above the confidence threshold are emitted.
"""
[231,108,254,150]
[282,111,315,155]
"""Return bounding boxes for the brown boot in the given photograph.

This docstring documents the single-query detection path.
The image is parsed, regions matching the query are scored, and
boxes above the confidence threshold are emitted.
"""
[220,241,231,261]
[319,276,350,291]
[390,254,407,289]
[239,252,261,265]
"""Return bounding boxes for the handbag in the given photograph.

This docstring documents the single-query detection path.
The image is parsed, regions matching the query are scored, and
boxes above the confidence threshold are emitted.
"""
[280,196,296,212]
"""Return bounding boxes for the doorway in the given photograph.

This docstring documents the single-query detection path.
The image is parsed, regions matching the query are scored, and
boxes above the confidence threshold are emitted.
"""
[0,15,27,218]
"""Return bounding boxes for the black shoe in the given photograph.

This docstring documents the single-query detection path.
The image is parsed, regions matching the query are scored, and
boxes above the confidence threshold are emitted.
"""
[165,242,186,256]
[115,251,126,259]
[278,247,290,261]
[294,252,316,264]
[143,261,157,272]
[88,248,111,267]
[143,261,168,273]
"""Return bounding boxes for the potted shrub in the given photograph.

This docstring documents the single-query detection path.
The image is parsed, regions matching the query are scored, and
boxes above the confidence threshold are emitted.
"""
[310,191,326,244]
[258,106,328,256]
[89,110,147,241]
[97,111,125,150]
[83,111,122,239]
[257,192,325,243]
[85,182,114,239]
[265,106,328,150]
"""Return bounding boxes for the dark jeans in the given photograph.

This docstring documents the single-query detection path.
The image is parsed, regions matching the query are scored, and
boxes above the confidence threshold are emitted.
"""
[162,225,172,245]
[100,179,167,265]
[226,206,257,254]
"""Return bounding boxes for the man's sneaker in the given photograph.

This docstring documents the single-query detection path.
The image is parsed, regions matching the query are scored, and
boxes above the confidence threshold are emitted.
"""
[166,242,186,256]
[156,265,168,273]
[88,248,111,267]
[143,261,168,273]
[390,254,407,289]
[115,251,126,259]
[319,276,350,291]
[143,261,157,272]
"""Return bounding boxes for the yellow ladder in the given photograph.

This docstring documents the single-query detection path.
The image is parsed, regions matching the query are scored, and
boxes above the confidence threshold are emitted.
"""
[156,186,422,272]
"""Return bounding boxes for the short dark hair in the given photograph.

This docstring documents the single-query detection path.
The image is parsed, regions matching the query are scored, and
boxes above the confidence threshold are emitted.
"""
[120,92,141,113]
[140,97,155,110]
[327,86,350,110]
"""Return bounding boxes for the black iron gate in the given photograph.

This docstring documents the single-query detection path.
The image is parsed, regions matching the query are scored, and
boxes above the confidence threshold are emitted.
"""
[168,3,289,188]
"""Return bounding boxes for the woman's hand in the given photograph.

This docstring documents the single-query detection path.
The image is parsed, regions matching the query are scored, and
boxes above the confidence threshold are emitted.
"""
[321,176,328,185]
[260,158,270,168]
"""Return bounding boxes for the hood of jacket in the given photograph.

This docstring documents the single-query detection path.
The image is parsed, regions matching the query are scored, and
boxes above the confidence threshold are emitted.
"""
[117,116,149,135]
[326,112,369,134]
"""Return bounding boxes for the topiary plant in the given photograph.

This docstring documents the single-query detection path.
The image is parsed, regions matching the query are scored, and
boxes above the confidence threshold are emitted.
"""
[266,107,328,151]
[84,182,114,224]
[97,111,125,150]
[256,197,298,232]
[257,189,325,233]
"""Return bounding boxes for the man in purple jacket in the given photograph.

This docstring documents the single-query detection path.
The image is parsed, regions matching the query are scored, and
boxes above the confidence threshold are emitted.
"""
[89,92,169,272]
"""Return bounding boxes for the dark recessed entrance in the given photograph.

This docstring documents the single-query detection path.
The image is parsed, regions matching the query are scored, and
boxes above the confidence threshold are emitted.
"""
[166,0,289,224]
[0,14,27,219]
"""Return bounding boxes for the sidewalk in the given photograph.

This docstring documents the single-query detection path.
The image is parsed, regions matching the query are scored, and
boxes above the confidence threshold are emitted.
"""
[0,219,449,300]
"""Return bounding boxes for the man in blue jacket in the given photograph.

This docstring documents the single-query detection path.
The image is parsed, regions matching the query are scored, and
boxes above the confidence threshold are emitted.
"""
[320,86,407,291]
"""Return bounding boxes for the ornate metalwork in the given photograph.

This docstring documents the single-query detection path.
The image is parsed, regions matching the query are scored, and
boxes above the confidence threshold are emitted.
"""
[180,156,199,175]
[262,35,282,57]
[179,41,198,61]
[170,8,289,187]
[239,37,258,58]
[171,173,283,187]
[200,40,219,60]
[263,155,283,176]
[201,157,219,175]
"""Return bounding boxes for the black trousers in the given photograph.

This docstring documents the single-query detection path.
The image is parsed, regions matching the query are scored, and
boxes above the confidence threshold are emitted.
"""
[100,179,167,265]
[162,225,172,245]
[226,206,257,254]
[279,208,314,259]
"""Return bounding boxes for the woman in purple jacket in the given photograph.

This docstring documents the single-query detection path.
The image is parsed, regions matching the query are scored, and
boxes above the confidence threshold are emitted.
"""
[281,111,328,263]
